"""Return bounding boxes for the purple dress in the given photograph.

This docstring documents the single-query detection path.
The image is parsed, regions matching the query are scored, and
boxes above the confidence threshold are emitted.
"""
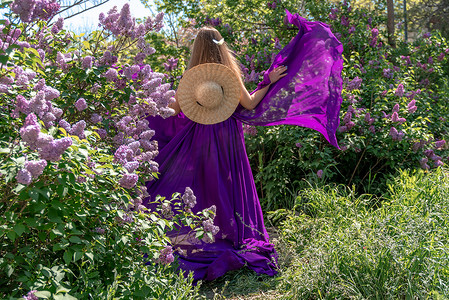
[144,10,343,281]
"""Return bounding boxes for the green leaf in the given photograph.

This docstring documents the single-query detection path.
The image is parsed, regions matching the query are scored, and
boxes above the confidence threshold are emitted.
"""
[69,236,82,244]
[63,250,72,265]
[34,291,52,299]
[73,251,83,262]
[85,252,94,262]
[6,264,14,277]
[13,223,25,236]
[7,230,16,242]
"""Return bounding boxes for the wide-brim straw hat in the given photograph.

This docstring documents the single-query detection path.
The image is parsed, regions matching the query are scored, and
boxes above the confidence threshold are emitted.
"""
[177,63,241,125]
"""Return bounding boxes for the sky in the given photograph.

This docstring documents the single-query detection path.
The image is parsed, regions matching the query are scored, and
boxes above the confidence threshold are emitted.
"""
[62,0,155,33]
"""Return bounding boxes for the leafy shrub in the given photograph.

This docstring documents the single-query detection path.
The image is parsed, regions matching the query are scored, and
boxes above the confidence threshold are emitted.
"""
[0,1,213,298]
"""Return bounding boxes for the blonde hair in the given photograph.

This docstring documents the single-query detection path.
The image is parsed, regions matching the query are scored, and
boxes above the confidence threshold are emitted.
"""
[187,27,242,81]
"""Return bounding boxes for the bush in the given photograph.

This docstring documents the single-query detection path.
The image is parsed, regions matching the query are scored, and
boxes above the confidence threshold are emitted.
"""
[0,2,212,298]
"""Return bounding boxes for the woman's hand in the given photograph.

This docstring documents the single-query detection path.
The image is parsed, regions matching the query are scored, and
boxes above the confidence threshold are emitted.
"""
[268,65,288,84]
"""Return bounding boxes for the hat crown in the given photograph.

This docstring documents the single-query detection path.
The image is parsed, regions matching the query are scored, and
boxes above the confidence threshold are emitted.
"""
[195,81,223,108]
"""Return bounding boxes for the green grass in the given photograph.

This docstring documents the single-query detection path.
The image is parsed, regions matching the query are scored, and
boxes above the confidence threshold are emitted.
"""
[200,168,449,299]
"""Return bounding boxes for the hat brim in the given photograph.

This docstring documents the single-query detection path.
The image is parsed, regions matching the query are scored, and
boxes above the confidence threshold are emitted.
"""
[177,63,241,125]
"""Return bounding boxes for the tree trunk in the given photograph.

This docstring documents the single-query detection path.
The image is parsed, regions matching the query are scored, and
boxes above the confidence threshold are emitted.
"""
[387,0,396,47]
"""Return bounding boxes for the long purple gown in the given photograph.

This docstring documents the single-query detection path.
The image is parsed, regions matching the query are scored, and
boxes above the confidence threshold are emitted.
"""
[144,10,343,281]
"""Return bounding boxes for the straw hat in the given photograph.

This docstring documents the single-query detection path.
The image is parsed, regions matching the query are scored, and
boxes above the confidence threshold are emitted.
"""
[177,63,241,125]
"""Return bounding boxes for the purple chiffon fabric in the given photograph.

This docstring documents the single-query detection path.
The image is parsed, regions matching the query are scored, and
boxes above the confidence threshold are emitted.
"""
[143,11,343,281]
[234,10,343,148]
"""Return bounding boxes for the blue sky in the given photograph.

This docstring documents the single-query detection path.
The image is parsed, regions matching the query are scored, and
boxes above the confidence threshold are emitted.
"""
[62,0,155,33]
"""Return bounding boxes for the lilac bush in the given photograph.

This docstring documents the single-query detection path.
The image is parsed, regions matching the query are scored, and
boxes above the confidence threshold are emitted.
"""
[0,2,205,298]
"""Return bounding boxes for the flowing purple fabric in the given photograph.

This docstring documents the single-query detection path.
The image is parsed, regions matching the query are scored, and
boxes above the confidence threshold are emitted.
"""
[234,10,343,148]
[144,11,343,281]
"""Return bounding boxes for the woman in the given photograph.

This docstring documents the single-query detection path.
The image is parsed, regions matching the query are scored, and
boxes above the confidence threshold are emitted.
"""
[145,27,285,281]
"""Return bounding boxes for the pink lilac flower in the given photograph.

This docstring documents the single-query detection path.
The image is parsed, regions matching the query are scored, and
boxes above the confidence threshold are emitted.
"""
[43,86,60,100]
[105,68,118,81]
[369,125,375,134]
[75,98,87,111]
[16,168,32,185]
[295,142,302,148]
[139,130,155,140]
[182,187,197,209]
[317,169,323,178]
[10,0,36,22]
[58,119,71,131]
[25,159,47,178]
[119,173,138,189]
[391,112,399,122]
[159,246,174,264]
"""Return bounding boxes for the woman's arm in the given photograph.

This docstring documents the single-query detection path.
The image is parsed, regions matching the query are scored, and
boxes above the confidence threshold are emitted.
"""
[239,65,287,110]
[169,92,181,116]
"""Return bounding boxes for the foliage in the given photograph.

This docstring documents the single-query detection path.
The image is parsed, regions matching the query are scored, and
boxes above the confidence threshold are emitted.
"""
[278,168,449,298]
[0,1,218,298]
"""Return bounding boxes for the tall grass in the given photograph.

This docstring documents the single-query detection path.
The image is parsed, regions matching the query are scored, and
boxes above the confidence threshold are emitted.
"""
[279,168,449,299]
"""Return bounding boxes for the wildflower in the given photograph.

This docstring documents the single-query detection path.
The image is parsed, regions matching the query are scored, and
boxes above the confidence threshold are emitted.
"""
[119,173,138,189]
[317,169,323,178]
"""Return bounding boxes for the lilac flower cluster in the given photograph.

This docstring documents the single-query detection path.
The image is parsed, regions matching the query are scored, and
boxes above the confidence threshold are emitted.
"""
[204,16,221,27]
[389,127,404,141]
[163,58,178,72]
[407,99,417,114]
[395,84,405,97]
[11,0,60,23]
[338,106,355,133]
[20,113,72,163]
[242,124,257,136]
[75,98,87,111]
[22,290,38,300]
[159,246,174,264]
[328,8,339,20]
[317,169,323,178]
[202,219,220,243]
[266,0,280,9]
[99,4,163,39]
[347,76,362,91]
[182,187,197,210]
[370,28,379,47]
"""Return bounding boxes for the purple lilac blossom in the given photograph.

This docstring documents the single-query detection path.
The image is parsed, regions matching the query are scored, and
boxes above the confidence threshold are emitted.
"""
[74,98,87,111]
[22,290,39,300]
[69,120,86,139]
[25,159,47,178]
[202,219,220,243]
[16,168,32,185]
[82,56,93,69]
[39,137,72,161]
[419,157,430,170]
[317,169,323,178]
[119,173,138,189]
[347,76,362,90]
[159,246,174,264]
[435,140,446,149]
[182,187,197,209]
